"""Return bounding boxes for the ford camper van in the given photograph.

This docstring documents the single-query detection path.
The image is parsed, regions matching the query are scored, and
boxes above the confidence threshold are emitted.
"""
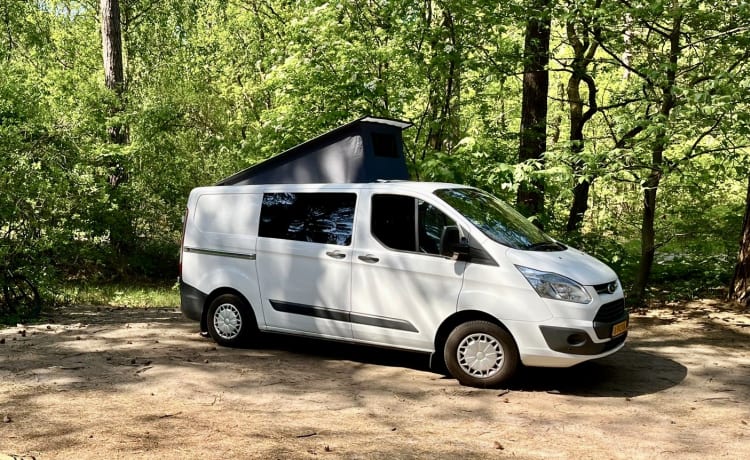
[180,182,628,388]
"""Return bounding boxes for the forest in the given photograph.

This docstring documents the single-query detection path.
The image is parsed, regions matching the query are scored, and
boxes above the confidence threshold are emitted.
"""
[1,0,749,321]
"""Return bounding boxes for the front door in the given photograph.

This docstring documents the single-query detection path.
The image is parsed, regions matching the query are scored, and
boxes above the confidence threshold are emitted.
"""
[350,192,466,351]
[256,191,356,338]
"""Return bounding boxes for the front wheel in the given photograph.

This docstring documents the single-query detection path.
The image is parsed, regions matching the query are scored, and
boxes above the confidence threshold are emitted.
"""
[444,320,519,388]
[207,293,256,347]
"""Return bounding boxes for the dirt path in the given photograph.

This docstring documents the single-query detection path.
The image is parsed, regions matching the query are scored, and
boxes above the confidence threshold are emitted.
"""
[1,300,749,459]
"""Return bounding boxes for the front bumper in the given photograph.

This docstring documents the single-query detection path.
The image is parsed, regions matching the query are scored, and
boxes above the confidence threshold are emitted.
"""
[508,294,629,368]
[539,324,628,355]
[540,297,629,355]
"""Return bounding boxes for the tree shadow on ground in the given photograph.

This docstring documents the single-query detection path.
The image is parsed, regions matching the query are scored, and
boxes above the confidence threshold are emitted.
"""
[251,333,686,398]
[2,306,717,401]
[508,347,686,397]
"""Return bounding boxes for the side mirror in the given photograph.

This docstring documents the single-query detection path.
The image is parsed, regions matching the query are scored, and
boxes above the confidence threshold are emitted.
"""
[440,226,471,261]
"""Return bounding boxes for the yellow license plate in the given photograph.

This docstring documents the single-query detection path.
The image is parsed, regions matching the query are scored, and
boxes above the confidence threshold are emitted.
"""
[612,320,628,337]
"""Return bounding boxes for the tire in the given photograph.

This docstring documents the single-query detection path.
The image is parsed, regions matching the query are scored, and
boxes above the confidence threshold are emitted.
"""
[444,320,519,388]
[206,293,256,347]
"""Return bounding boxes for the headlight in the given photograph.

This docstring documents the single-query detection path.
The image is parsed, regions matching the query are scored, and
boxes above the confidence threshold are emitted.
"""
[516,266,592,304]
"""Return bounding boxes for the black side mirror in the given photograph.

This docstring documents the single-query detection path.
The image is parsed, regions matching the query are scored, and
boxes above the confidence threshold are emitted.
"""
[440,225,471,261]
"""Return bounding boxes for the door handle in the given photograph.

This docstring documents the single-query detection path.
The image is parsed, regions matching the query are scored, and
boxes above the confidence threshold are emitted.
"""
[326,250,346,259]
[358,254,380,263]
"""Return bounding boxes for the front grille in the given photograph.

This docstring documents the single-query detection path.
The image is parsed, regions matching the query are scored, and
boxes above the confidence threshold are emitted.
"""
[595,298,626,323]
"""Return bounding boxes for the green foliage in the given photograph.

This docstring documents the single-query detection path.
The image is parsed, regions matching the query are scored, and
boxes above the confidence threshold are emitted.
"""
[61,281,180,308]
[0,0,748,315]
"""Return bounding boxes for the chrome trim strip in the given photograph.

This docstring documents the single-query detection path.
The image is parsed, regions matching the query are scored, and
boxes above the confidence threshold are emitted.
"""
[184,247,256,260]
[269,299,419,333]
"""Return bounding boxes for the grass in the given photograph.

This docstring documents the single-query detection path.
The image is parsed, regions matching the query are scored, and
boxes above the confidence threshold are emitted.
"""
[61,280,180,308]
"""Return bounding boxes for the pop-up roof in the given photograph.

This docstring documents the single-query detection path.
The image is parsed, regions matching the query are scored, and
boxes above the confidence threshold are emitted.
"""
[217,116,413,186]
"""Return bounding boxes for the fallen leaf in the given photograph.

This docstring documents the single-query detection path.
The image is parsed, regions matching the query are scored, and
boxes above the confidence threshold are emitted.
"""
[3,415,11,423]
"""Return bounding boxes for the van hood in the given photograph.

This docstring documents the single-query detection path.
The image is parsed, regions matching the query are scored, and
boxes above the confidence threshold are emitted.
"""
[504,245,617,286]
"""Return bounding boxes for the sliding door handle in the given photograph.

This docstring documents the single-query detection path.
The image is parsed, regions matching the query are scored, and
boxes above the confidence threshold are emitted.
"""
[358,255,380,263]
[326,250,346,259]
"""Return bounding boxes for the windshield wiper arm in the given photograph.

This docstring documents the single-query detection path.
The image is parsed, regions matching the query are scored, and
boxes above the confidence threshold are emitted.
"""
[527,241,566,251]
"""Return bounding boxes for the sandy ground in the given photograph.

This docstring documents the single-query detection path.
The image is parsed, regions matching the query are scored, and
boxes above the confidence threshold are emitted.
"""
[1,299,749,459]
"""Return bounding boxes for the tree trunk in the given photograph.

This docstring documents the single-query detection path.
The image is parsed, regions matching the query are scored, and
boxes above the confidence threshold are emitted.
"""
[101,0,126,145]
[631,7,682,305]
[516,0,551,220]
[424,7,461,155]
[565,72,589,232]
[633,167,661,303]
[100,0,131,255]
[564,3,599,232]
[729,174,750,307]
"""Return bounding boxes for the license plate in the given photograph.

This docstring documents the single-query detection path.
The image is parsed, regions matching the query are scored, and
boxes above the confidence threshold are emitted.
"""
[612,320,628,337]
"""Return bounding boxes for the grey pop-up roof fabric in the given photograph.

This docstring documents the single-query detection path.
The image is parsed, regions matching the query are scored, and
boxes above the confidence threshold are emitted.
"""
[217,116,413,186]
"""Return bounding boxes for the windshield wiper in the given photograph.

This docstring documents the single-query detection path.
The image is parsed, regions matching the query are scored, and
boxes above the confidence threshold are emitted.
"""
[527,241,566,251]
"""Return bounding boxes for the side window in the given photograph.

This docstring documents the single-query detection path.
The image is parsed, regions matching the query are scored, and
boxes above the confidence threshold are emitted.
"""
[371,195,416,251]
[372,194,456,256]
[259,192,356,246]
[418,200,451,255]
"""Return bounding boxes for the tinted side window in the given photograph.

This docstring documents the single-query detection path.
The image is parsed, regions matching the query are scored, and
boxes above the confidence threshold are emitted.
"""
[371,195,416,251]
[259,192,356,246]
[372,194,456,256]
[418,200,452,255]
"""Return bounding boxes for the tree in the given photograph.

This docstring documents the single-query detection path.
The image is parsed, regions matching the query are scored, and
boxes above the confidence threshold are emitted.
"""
[632,3,682,305]
[562,0,600,232]
[730,174,750,307]
[591,0,750,304]
[101,0,126,145]
[420,2,462,156]
[516,0,551,220]
[100,0,132,255]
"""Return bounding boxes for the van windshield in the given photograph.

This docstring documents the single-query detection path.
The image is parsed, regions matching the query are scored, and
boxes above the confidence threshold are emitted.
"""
[434,188,564,251]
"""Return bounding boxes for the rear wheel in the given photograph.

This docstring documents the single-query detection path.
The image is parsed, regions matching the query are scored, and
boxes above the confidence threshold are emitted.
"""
[207,293,256,347]
[444,320,519,388]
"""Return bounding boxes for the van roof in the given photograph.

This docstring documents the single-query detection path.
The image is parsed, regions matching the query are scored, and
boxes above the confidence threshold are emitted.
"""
[192,181,472,195]
[217,116,414,186]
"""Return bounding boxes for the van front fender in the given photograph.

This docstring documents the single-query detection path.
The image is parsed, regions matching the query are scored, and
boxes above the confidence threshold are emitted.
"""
[457,285,553,323]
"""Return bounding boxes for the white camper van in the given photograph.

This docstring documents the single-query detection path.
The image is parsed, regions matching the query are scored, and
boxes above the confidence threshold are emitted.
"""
[179,181,627,388]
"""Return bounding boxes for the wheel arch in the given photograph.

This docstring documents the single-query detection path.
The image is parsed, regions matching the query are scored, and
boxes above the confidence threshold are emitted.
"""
[432,310,515,370]
[202,287,258,333]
